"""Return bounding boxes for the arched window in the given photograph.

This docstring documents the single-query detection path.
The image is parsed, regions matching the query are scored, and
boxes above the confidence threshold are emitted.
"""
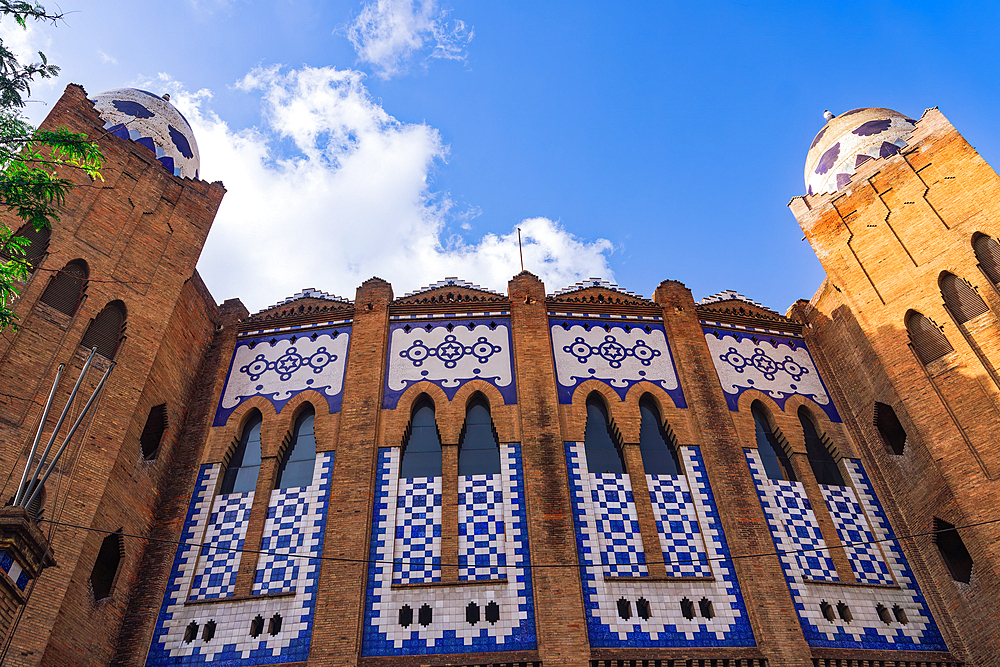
[220,411,262,494]
[874,402,906,455]
[751,401,795,482]
[798,406,844,486]
[276,406,317,489]
[81,300,127,359]
[905,310,953,365]
[2,223,50,270]
[933,517,973,583]
[40,259,88,315]
[940,272,989,324]
[90,531,123,600]
[400,396,442,478]
[140,403,168,460]
[458,395,501,476]
[584,394,625,474]
[638,395,680,475]
[973,233,1000,284]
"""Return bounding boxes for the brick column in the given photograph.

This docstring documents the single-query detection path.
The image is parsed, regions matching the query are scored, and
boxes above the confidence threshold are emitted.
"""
[0,509,54,649]
[621,444,668,577]
[440,443,460,583]
[508,271,590,667]
[232,456,280,596]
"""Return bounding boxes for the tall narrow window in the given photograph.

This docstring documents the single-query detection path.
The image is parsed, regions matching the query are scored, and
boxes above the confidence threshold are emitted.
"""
[933,517,974,583]
[874,402,906,456]
[458,395,501,476]
[940,272,989,324]
[90,531,123,600]
[275,406,317,489]
[2,223,50,270]
[751,401,795,482]
[973,233,1000,284]
[140,403,168,460]
[400,397,442,478]
[220,411,262,494]
[905,310,953,365]
[638,395,680,475]
[81,300,127,359]
[40,259,88,315]
[584,394,625,474]
[799,407,844,486]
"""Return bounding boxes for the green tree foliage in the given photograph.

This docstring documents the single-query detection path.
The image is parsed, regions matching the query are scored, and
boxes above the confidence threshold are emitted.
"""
[0,0,102,332]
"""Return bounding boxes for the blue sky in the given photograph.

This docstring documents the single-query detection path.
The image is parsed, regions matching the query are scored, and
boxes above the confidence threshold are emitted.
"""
[5,1,1000,312]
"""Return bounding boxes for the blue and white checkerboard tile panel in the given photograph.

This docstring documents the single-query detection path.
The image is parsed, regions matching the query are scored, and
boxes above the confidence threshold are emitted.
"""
[144,453,335,666]
[566,442,755,648]
[647,474,711,578]
[769,479,839,582]
[392,477,442,584]
[362,445,537,655]
[253,454,335,595]
[0,549,29,591]
[188,491,254,600]
[458,474,506,580]
[821,484,893,586]
[744,449,947,651]
[590,473,647,577]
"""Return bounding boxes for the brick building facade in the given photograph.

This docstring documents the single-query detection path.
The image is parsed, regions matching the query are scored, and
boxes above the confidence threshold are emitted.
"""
[0,86,995,666]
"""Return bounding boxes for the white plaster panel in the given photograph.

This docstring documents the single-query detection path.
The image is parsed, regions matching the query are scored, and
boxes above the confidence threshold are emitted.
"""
[387,323,512,391]
[551,323,678,392]
[705,332,830,405]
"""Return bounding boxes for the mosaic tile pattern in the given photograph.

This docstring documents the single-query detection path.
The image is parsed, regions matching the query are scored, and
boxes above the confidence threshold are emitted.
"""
[189,492,254,600]
[550,319,686,407]
[744,449,947,651]
[591,473,647,577]
[362,445,536,655]
[822,484,893,586]
[566,442,755,647]
[458,474,506,581]
[770,480,839,582]
[144,454,334,666]
[0,549,29,591]
[647,474,711,578]
[703,328,840,422]
[392,477,442,585]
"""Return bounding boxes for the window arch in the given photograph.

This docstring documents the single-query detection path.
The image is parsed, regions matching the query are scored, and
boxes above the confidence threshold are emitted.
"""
[2,222,50,270]
[874,402,906,455]
[638,395,680,475]
[940,272,989,324]
[798,406,844,486]
[220,410,262,494]
[751,401,795,482]
[81,300,127,359]
[400,396,442,478]
[275,405,317,489]
[584,393,625,474]
[905,310,953,365]
[40,259,88,316]
[458,394,501,476]
[972,233,1000,284]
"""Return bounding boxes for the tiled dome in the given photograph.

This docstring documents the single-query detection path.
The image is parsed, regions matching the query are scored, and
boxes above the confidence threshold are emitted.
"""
[804,108,916,195]
[91,88,200,179]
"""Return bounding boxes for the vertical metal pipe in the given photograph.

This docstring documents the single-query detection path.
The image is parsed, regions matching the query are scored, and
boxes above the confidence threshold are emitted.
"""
[13,364,65,506]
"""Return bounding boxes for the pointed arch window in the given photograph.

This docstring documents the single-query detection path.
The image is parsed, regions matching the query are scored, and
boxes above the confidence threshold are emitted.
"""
[973,233,1000,284]
[638,395,680,475]
[40,259,87,315]
[81,300,127,359]
[140,403,168,460]
[874,402,906,455]
[276,406,317,489]
[584,394,625,474]
[458,395,501,476]
[933,517,974,583]
[799,406,844,486]
[220,411,262,494]
[90,531,123,600]
[2,223,49,270]
[400,397,442,478]
[940,273,989,324]
[905,311,953,365]
[751,401,795,482]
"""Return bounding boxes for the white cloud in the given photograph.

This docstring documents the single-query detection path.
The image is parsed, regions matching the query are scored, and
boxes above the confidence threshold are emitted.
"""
[344,0,473,79]
[158,66,613,311]
[97,50,116,64]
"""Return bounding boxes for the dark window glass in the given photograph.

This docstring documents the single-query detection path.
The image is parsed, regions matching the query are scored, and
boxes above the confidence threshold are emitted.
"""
[874,402,907,455]
[81,300,126,359]
[220,412,263,494]
[751,402,795,481]
[400,398,442,478]
[799,407,844,486]
[973,233,1000,284]
[584,395,625,474]
[933,517,974,583]
[40,260,87,315]
[276,407,317,488]
[458,397,501,476]
[140,403,168,460]
[940,272,989,324]
[90,531,123,600]
[2,223,49,269]
[905,311,953,365]
[638,396,680,475]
